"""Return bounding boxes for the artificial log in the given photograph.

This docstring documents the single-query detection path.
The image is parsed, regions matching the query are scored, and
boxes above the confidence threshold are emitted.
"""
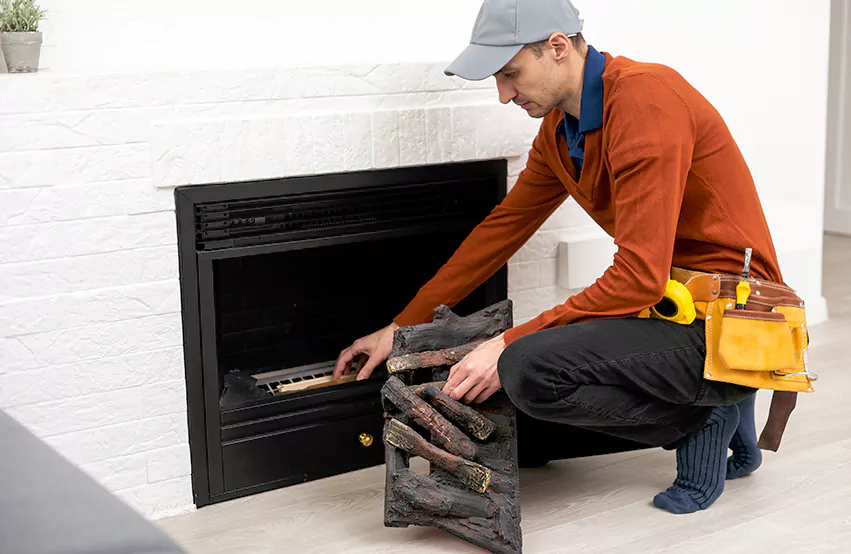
[394,470,496,519]
[386,340,484,374]
[390,300,513,359]
[381,376,478,461]
[382,300,522,554]
[420,384,498,441]
[384,418,491,494]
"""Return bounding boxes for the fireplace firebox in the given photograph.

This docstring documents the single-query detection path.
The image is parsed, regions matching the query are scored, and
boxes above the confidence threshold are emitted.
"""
[175,161,509,507]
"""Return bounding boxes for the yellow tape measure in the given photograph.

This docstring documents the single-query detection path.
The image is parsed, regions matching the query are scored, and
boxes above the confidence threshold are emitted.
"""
[651,279,696,325]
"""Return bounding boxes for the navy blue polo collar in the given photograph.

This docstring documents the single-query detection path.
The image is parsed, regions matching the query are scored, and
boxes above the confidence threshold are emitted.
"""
[558,44,605,137]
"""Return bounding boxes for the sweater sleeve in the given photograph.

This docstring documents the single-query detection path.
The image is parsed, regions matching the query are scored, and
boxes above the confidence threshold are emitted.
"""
[503,74,697,345]
[393,129,569,327]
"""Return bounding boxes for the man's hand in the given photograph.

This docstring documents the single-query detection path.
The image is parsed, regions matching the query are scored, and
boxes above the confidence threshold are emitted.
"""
[333,322,399,381]
[442,333,506,404]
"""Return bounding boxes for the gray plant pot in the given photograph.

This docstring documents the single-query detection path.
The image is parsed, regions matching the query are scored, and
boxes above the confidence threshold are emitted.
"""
[0,31,42,73]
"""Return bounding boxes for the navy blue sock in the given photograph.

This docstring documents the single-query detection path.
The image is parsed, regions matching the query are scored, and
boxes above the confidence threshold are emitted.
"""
[726,393,763,479]
[653,404,739,514]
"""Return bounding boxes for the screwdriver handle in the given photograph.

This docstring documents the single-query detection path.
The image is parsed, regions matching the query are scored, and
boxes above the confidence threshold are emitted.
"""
[736,248,753,310]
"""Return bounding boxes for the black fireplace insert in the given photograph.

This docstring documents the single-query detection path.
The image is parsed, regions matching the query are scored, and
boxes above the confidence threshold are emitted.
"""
[175,161,509,507]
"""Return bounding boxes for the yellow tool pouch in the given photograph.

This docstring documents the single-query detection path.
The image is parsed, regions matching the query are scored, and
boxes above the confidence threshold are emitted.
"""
[670,267,816,394]
[705,298,813,393]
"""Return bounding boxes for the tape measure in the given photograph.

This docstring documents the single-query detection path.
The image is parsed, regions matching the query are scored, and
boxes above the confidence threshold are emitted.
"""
[651,279,696,325]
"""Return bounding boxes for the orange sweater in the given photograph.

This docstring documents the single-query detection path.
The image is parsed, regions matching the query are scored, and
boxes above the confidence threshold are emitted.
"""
[394,52,783,345]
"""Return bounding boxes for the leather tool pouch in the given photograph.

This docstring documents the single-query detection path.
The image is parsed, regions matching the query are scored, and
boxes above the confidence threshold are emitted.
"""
[669,268,816,452]
[699,276,814,394]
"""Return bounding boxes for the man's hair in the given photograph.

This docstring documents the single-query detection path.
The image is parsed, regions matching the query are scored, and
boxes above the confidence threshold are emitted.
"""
[525,33,587,59]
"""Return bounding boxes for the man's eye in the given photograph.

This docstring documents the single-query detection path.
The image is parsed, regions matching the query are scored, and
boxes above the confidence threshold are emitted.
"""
[503,72,514,78]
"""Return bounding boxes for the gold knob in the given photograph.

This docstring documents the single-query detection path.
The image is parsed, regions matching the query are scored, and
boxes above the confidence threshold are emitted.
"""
[358,433,374,447]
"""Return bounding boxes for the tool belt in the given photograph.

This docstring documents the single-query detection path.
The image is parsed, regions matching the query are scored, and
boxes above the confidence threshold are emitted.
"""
[643,267,817,451]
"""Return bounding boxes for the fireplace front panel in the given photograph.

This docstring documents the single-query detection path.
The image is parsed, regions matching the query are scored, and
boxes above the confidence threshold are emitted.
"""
[175,161,508,507]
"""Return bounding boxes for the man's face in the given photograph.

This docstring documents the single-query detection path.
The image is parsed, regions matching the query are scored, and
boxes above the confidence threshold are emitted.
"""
[493,45,568,118]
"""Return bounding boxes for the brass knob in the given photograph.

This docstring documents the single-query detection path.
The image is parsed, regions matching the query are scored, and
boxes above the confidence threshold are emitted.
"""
[359,433,374,447]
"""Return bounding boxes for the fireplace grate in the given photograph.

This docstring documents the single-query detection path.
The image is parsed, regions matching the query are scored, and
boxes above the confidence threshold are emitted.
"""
[194,178,493,250]
[251,360,366,396]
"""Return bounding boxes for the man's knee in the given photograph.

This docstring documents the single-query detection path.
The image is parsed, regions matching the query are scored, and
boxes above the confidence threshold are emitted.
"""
[498,333,559,416]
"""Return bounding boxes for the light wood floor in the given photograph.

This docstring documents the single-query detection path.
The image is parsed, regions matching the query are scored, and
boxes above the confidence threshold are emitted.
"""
[158,235,851,553]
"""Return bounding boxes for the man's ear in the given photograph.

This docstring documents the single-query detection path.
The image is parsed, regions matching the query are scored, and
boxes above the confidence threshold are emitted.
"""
[547,32,572,62]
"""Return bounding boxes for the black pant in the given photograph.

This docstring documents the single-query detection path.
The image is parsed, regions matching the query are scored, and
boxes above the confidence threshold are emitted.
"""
[497,317,755,459]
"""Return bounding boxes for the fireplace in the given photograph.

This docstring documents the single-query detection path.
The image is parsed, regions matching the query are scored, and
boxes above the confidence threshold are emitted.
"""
[175,160,508,507]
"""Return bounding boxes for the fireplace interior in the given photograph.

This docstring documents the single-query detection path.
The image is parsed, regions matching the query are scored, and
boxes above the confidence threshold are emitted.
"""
[175,161,509,506]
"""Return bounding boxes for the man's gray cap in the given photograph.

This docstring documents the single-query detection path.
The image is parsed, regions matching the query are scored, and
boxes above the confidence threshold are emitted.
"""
[445,0,584,81]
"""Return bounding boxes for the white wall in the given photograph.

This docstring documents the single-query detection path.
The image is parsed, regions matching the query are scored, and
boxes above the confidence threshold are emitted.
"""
[28,0,485,72]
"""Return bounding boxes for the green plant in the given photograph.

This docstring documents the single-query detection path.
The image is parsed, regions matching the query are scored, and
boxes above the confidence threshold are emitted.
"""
[0,0,46,33]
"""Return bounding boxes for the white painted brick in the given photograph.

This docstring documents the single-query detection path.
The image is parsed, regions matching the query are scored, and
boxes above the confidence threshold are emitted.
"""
[540,259,559,287]
[398,109,427,166]
[508,261,540,292]
[0,106,239,153]
[0,212,175,263]
[3,314,183,373]
[475,105,540,159]
[513,229,562,262]
[0,337,31,376]
[115,476,193,520]
[147,444,192,484]
[0,144,150,189]
[372,111,400,168]
[0,112,114,153]
[82,454,149,493]
[451,106,480,161]
[425,107,452,163]
[153,112,376,187]
[0,180,173,226]
[298,113,347,175]
[43,412,188,465]
[544,200,599,233]
[508,285,563,323]
[142,380,188,419]
[0,280,180,336]
[0,246,178,302]
[357,64,463,97]
[0,347,184,407]
[0,188,39,224]
[0,64,473,116]
[341,113,373,172]
[6,380,186,437]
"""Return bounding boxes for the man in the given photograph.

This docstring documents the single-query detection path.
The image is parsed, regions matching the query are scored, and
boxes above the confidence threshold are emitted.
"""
[333,0,779,514]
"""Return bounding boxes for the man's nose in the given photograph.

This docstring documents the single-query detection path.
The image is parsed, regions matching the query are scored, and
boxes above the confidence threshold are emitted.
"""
[496,81,516,105]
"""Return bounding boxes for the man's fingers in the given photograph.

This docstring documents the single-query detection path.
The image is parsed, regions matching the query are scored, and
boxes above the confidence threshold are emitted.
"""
[333,348,354,380]
[442,361,467,397]
[448,375,477,402]
[463,379,488,404]
[356,354,381,381]
[473,384,499,404]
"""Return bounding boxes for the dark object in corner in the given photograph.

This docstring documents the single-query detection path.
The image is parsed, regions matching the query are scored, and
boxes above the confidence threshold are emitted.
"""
[220,371,270,408]
[382,299,522,554]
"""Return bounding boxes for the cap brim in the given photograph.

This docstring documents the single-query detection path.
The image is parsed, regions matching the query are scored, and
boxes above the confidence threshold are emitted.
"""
[444,43,524,81]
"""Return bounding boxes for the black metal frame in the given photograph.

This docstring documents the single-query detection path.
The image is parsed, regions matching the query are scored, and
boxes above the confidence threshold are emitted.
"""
[175,161,508,507]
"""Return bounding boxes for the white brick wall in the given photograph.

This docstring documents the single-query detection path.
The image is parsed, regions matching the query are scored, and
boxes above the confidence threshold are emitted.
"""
[0,63,598,519]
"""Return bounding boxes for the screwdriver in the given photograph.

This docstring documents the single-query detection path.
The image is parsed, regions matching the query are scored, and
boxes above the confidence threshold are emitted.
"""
[735,248,752,310]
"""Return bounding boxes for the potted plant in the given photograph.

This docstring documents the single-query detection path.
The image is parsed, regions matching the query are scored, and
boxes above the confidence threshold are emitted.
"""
[0,0,46,73]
